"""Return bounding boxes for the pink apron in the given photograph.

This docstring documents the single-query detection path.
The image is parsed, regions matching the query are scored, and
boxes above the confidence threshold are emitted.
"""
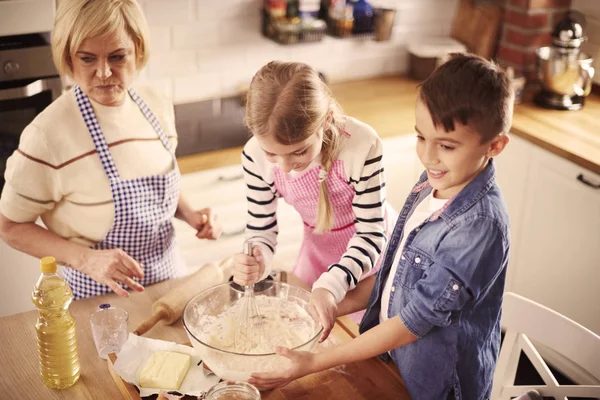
[273,160,393,289]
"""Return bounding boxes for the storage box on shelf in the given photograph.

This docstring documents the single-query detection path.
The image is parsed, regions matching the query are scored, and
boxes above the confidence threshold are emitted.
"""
[261,7,326,45]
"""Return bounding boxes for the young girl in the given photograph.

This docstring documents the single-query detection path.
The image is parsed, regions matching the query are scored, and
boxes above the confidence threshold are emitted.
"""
[231,61,393,340]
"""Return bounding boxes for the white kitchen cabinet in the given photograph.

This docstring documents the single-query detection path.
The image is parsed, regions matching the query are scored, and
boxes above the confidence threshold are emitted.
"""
[175,164,247,271]
[381,135,422,213]
[509,145,600,334]
[0,240,40,317]
[176,163,304,273]
[494,134,535,292]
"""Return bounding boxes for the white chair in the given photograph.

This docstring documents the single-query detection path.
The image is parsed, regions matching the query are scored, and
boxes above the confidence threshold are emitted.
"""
[491,292,600,400]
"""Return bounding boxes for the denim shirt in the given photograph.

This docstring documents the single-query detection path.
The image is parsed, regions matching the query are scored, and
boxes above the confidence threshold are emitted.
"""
[360,160,509,400]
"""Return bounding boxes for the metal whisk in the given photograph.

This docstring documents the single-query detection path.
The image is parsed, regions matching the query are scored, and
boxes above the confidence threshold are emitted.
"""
[233,241,264,353]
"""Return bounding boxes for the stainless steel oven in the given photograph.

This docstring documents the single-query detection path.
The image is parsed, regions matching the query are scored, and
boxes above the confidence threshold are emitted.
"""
[0,33,62,191]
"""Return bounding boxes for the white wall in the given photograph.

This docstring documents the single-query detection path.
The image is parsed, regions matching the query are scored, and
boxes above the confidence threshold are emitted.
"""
[572,0,600,85]
[137,0,458,104]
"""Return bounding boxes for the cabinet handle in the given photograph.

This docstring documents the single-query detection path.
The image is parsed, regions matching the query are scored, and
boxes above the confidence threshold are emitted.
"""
[217,173,244,182]
[221,226,245,238]
[577,174,600,189]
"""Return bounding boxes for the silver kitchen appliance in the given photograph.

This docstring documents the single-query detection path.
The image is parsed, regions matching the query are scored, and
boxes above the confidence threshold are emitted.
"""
[0,33,62,191]
[534,12,595,111]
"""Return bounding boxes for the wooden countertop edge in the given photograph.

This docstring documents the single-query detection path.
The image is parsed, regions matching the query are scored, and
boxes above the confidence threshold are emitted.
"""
[178,129,600,176]
[107,353,140,400]
[509,126,600,175]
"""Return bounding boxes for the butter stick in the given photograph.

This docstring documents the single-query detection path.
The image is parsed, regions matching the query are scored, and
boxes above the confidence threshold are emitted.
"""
[139,351,191,390]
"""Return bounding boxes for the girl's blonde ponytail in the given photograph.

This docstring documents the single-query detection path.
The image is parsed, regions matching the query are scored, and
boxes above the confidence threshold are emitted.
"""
[245,61,345,235]
[314,103,344,234]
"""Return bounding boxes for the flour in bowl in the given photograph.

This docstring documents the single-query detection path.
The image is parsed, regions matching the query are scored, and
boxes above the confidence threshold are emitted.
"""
[193,295,316,354]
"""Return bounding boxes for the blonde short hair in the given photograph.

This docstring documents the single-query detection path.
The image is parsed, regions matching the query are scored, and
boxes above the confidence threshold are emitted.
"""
[51,0,150,77]
[245,61,346,234]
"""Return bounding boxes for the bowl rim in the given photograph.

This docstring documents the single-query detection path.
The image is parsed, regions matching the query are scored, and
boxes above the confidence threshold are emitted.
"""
[182,281,324,357]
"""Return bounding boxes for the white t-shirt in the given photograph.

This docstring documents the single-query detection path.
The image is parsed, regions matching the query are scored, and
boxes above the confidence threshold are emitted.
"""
[379,191,448,324]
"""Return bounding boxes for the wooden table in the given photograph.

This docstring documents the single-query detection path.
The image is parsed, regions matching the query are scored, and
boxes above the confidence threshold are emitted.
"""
[0,276,409,399]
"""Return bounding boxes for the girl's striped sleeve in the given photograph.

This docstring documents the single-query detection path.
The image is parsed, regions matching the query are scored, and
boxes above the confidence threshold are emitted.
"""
[242,140,279,278]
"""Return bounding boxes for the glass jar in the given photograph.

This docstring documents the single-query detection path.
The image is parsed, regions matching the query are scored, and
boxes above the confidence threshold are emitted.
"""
[204,381,260,400]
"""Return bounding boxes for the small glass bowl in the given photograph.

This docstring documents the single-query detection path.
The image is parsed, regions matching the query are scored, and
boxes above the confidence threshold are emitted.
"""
[204,381,260,400]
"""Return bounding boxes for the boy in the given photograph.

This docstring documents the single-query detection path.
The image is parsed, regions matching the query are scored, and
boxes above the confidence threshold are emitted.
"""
[249,53,513,400]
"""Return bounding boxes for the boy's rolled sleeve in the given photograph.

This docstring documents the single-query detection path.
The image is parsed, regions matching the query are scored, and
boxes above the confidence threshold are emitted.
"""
[398,216,508,338]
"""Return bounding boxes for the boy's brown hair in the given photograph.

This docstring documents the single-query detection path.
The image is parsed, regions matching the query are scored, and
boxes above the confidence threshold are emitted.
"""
[419,53,513,142]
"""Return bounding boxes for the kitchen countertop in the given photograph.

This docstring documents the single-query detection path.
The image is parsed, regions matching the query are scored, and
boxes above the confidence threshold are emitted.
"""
[0,274,408,399]
[177,75,600,176]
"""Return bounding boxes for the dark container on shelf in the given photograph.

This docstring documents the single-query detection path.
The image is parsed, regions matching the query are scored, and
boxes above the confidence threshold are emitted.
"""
[351,0,374,34]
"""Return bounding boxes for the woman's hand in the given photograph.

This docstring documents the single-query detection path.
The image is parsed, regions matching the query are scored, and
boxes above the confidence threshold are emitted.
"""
[232,245,265,286]
[249,347,317,390]
[187,208,222,240]
[78,248,145,298]
[310,288,338,342]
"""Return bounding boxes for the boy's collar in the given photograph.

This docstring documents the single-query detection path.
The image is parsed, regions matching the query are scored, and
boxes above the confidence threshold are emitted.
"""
[412,159,497,222]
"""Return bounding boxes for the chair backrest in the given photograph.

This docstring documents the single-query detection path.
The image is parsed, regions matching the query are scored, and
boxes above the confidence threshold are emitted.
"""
[491,292,600,400]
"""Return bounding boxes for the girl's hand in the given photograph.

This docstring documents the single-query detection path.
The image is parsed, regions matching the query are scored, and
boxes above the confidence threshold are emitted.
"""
[310,288,338,342]
[188,208,222,240]
[232,245,265,286]
[78,248,145,297]
[249,347,316,390]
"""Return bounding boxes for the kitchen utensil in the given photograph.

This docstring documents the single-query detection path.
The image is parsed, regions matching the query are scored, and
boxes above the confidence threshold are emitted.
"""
[133,260,229,336]
[90,304,128,359]
[535,12,596,110]
[182,281,323,382]
[233,241,264,353]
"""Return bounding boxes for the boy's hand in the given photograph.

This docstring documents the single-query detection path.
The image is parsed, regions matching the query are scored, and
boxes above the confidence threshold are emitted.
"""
[249,347,316,390]
[310,288,337,342]
[232,245,265,286]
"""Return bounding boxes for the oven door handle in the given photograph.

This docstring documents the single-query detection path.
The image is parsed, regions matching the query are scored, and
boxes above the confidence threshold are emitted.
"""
[0,80,47,101]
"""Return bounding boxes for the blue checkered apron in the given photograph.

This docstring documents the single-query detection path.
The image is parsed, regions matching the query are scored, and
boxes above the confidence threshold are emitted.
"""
[62,86,182,300]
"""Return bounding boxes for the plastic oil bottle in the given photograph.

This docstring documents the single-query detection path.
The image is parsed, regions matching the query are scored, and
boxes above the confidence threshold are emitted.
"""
[31,256,80,389]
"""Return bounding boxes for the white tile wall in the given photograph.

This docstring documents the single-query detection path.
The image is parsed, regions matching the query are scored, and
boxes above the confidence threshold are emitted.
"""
[572,0,600,84]
[138,0,458,104]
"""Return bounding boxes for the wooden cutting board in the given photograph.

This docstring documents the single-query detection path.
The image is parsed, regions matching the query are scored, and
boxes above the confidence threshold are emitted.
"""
[451,0,503,59]
[106,322,409,400]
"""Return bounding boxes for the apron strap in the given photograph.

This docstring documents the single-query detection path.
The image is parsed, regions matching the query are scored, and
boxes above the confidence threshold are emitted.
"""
[128,88,174,153]
[74,86,177,181]
[74,85,120,180]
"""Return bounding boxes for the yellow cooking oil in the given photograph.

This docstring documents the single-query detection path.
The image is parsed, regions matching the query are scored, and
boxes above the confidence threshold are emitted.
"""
[31,256,80,389]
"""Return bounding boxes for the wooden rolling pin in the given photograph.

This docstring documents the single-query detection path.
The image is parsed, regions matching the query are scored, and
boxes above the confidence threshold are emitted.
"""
[133,257,233,336]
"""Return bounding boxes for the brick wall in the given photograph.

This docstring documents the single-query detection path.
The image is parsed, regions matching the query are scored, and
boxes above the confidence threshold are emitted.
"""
[498,0,572,81]
[137,0,458,104]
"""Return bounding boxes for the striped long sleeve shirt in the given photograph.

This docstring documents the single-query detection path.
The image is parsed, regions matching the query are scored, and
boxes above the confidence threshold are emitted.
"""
[241,117,388,302]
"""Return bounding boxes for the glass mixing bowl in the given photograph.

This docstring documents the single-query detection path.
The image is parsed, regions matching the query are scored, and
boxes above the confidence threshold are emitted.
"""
[182,281,323,382]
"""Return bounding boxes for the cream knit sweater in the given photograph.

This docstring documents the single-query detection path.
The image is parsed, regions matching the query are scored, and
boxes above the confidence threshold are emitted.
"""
[0,86,178,247]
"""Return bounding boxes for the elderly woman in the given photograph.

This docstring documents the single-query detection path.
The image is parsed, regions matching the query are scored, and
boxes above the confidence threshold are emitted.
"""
[0,0,220,300]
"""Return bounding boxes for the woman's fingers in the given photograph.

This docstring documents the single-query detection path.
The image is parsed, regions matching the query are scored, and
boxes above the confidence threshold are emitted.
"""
[106,279,129,298]
[118,251,144,279]
[113,271,144,292]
